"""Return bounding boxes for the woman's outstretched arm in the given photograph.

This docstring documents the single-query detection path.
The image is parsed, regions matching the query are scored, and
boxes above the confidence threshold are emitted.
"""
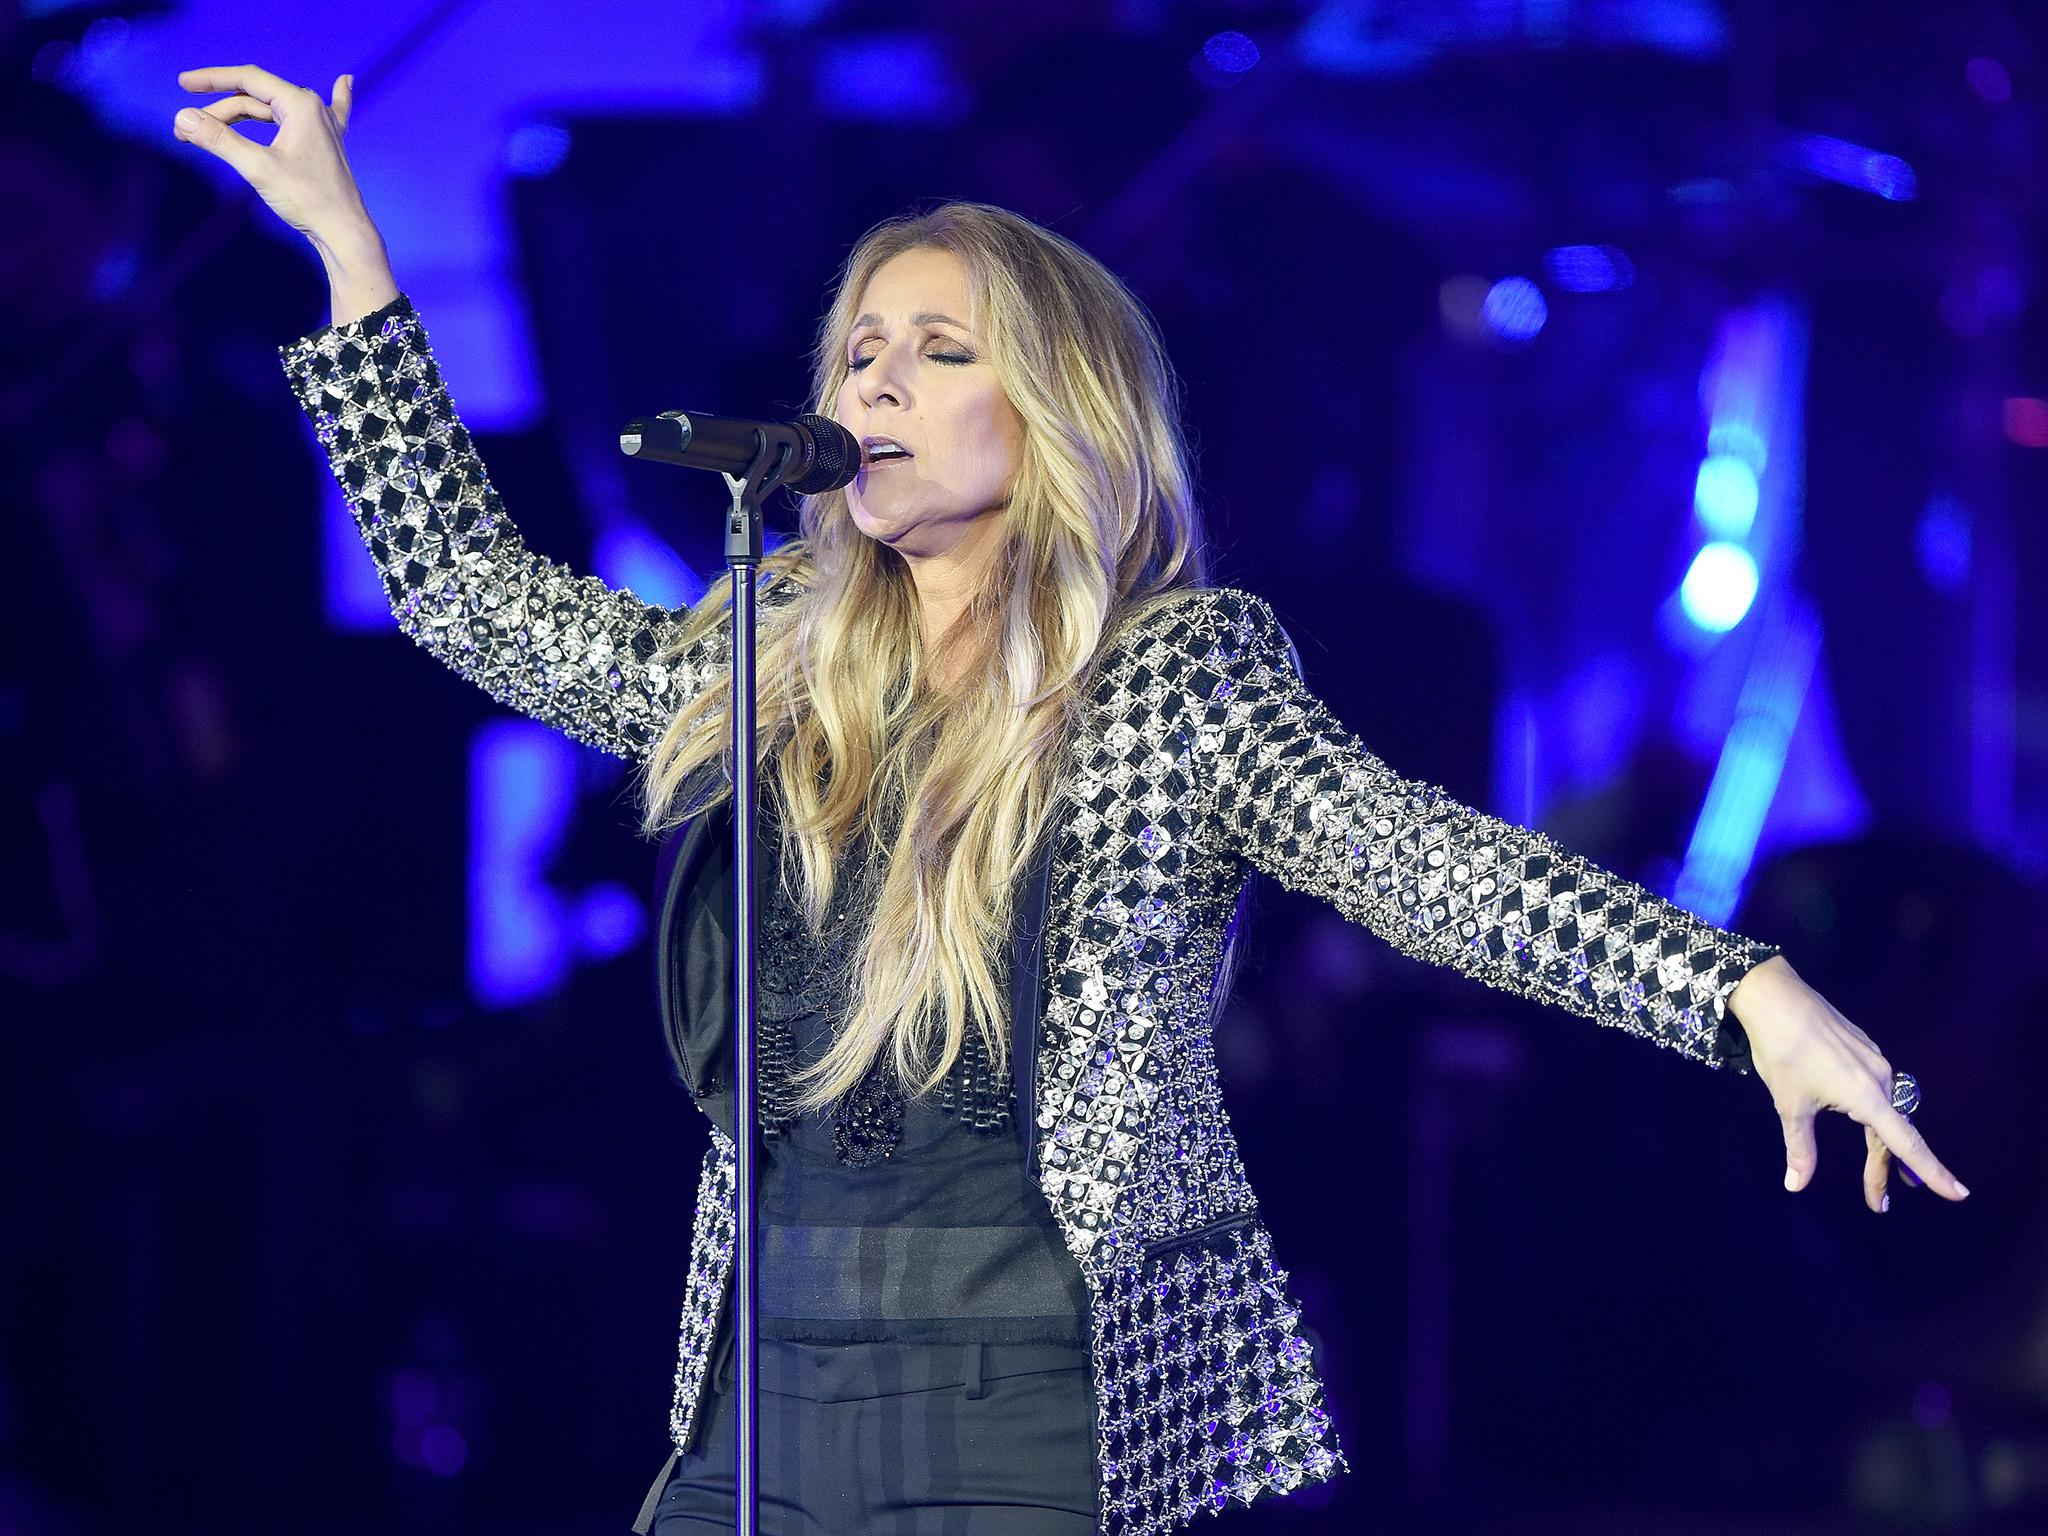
[1179,587,1773,1066]
[1175,587,1967,1207]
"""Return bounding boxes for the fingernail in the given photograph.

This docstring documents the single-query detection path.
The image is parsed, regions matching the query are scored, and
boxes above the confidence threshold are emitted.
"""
[1956,1182,1971,1199]
[177,108,200,126]
[1881,1194,1890,1213]
[1783,1169,1798,1192]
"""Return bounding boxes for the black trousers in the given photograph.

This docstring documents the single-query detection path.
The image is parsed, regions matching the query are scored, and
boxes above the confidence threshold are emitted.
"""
[637,1337,1098,1534]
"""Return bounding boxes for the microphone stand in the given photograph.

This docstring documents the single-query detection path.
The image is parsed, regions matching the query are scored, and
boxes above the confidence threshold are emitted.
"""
[717,432,803,1536]
[624,409,840,1534]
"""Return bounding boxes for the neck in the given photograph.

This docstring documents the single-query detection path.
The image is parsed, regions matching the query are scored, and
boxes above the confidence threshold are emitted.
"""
[899,513,1006,687]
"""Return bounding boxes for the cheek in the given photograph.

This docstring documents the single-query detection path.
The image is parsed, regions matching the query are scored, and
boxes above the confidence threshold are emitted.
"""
[962,394,1024,486]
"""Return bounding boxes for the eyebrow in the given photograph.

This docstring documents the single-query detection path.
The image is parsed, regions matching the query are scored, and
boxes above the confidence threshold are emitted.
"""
[851,310,976,334]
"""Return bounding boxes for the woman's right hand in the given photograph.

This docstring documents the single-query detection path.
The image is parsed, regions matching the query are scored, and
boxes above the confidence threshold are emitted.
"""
[173,66,397,323]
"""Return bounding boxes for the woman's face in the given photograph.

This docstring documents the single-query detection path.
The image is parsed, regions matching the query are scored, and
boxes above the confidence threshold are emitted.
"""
[832,247,1024,561]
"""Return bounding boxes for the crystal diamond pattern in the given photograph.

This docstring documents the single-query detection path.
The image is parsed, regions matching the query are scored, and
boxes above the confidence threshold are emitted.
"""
[277,294,794,765]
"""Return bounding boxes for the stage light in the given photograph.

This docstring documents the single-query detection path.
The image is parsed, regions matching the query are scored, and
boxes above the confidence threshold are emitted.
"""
[593,522,702,609]
[1693,454,1760,539]
[504,121,571,178]
[1795,134,1917,201]
[816,34,964,122]
[469,722,574,1008]
[420,1424,469,1477]
[1481,277,1547,344]
[1678,542,1758,632]
[1669,177,1737,204]
[1917,493,1971,593]
[575,882,646,957]
[1705,421,1767,473]
[2003,397,2048,448]
[1674,602,1824,923]
[321,481,396,631]
[1913,1382,1954,1430]
[1966,57,2012,104]
[1438,274,1491,342]
[1203,32,1261,74]
[1545,244,1635,293]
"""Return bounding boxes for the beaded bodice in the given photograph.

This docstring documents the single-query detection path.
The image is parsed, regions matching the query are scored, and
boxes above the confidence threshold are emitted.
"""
[753,790,1016,1165]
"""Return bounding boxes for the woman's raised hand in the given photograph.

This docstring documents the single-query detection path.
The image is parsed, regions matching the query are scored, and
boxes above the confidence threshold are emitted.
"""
[173,66,397,324]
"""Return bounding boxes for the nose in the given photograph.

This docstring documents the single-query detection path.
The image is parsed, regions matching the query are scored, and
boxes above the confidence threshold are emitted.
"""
[855,340,913,412]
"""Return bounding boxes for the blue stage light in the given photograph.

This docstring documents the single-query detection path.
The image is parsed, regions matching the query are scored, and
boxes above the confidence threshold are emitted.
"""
[1203,32,1261,74]
[469,722,574,1008]
[1678,542,1758,632]
[1545,244,1635,293]
[1705,421,1767,474]
[1673,602,1827,924]
[593,522,702,610]
[1482,277,1547,343]
[575,883,646,957]
[816,33,966,121]
[1693,454,1760,539]
[1669,177,1737,204]
[1795,133,1917,201]
[322,480,396,632]
[1967,57,2013,104]
[1916,493,1971,593]
[504,121,572,178]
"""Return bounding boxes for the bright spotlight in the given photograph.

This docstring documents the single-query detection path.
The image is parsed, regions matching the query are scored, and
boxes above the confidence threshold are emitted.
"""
[1679,542,1759,632]
[1693,455,1760,539]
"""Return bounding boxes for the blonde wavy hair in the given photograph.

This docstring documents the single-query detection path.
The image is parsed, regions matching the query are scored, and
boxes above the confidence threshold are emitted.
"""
[639,201,1208,1112]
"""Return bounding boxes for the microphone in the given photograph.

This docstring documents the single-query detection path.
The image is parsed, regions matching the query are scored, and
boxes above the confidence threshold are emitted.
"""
[619,409,860,494]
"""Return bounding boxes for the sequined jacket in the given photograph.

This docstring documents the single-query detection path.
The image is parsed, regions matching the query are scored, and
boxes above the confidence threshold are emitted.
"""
[279,295,1781,1535]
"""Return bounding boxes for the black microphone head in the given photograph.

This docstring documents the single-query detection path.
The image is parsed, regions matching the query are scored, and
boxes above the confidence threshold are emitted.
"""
[789,413,861,494]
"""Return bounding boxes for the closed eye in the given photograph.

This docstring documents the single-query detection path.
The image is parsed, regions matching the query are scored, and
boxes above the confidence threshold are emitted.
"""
[848,349,976,372]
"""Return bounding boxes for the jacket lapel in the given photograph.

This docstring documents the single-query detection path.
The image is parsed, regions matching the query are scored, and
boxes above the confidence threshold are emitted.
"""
[1009,819,1058,1179]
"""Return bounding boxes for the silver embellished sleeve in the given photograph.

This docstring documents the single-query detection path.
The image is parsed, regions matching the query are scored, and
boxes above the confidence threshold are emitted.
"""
[1180,589,1780,1071]
[277,293,721,762]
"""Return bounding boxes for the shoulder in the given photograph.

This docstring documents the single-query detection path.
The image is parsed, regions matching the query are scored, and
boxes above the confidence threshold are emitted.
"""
[1106,585,1299,673]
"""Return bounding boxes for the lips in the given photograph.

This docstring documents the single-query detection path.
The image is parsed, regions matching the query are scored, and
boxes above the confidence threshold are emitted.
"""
[860,434,914,466]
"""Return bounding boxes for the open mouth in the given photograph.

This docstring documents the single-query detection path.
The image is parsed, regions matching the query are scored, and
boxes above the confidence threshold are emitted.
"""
[862,437,914,467]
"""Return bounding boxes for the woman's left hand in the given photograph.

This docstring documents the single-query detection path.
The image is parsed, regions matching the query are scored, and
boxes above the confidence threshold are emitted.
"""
[1727,954,1970,1212]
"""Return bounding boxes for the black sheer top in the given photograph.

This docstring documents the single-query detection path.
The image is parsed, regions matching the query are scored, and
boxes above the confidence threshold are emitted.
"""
[748,798,1089,1347]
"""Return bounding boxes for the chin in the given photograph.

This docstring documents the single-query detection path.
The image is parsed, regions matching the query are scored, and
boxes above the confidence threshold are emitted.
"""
[846,499,902,546]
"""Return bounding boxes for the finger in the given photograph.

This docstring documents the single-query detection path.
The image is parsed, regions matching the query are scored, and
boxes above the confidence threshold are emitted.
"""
[1778,1104,1818,1192]
[197,96,276,128]
[332,74,353,136]
[172,107,265,177]
[178,66,310,110]
[1862,1100,1968,1201]
[1863,1123,1891,1213]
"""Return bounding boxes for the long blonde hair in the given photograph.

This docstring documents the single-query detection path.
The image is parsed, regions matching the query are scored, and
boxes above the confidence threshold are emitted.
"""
[639,202,1207,1111]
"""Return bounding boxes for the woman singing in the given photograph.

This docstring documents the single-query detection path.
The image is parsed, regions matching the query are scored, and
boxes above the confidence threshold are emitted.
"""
[173,65,1967,1536]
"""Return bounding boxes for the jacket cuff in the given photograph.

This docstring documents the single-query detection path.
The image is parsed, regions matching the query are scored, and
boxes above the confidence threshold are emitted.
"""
[275,291,418,378]
[1704,937,1780,1073]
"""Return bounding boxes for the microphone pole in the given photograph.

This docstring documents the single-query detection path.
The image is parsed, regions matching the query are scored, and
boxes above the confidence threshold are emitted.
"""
[723,445,765,1536]
[620,419,828,1536]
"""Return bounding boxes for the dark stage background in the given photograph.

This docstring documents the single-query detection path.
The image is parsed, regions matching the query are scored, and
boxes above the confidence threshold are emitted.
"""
[5,1,2048,1532]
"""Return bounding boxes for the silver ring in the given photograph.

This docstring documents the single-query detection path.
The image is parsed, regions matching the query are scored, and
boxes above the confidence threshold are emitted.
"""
[1890,1071,1921,1118]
